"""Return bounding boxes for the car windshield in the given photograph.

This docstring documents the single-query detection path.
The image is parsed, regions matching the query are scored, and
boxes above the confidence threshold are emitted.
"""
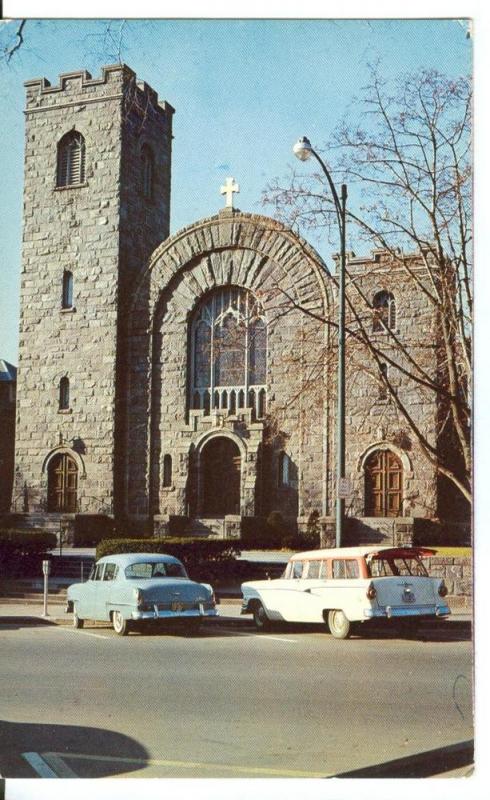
[124,561,187,579]
[368,556,428,578]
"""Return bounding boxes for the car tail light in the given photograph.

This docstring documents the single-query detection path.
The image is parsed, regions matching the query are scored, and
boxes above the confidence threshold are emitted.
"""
[438,582,448,597]
[366,583,377,600]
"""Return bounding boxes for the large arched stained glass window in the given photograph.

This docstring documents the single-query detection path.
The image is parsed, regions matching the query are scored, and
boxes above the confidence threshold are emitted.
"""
[190,287,267,418]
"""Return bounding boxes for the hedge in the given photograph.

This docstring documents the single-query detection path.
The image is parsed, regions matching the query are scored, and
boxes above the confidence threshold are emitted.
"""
[95,537,241,581]
[240,512,320,551]
[241,513,291,549]
[0,529,58,577]
[73,515,116,547]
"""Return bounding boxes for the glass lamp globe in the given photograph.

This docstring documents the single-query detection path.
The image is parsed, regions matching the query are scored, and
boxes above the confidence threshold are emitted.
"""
[293,136,313,161]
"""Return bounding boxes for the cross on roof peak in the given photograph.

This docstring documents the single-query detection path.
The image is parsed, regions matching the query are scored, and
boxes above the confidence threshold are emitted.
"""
[220,176,239,209]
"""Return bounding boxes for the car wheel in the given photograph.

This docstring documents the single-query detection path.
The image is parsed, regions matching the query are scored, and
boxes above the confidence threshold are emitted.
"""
[112,610,130,636]
[73,605,84,629]
[327,609,351,639]
[252,602,271,631]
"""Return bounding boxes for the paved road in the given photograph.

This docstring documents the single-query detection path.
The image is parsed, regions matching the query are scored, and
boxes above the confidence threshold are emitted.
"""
[0,612,473,779]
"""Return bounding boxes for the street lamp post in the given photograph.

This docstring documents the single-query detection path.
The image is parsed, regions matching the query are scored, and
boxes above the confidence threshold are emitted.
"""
[293,136,347,548]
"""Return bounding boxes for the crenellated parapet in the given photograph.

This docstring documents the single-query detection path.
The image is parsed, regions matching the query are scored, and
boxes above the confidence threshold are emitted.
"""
[24,63,174,118]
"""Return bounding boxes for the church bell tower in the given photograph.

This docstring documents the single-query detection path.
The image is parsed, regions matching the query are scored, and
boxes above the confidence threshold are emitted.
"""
[14,64,174,528]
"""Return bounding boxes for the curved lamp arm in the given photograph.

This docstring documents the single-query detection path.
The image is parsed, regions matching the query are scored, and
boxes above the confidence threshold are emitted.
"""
[293,136,347,238]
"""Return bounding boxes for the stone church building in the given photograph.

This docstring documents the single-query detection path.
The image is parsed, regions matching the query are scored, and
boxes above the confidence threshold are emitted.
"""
[10,64,459,545]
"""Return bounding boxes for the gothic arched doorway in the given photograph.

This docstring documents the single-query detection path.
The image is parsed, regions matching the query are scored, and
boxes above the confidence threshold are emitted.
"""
[201,437,241,516]
[47,453,78,512]
[364,449,403,517]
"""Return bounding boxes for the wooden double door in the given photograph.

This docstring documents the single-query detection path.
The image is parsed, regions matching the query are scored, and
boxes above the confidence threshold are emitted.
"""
[47,453,78,512]
[365,449,403,517]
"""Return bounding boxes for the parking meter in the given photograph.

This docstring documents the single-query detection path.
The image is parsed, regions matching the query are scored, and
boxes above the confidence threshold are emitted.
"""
[42,559,51,617]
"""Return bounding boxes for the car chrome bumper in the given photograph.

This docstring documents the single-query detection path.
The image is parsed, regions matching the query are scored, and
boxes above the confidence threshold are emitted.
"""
[363,604,451,619]
[131,605,218,621]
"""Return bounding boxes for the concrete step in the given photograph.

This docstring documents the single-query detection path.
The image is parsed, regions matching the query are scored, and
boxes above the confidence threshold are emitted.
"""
[0,512,74,534]
[186,518,226,537]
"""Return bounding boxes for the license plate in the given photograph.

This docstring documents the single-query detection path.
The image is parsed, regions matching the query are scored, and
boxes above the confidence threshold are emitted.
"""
[171,601,184,612]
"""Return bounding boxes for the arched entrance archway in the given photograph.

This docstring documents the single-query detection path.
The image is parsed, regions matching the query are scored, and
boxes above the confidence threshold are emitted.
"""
[201,437,241,516]
[47,453,78,512]
[364,449,403,517]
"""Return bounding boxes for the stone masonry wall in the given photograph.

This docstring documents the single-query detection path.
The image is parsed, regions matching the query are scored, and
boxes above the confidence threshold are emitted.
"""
[422,556,472,603]
[126,210,333,528]
[342,249,439,520]
[14,65,173,518]
[0,378,16,512]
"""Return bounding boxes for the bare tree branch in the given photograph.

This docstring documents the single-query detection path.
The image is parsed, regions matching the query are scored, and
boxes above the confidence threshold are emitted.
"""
[2,19,26,63]
[262,66,472,503]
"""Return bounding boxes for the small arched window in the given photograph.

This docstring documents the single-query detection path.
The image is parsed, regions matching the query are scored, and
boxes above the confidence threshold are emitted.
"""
[373,291,396,332]
[57,131,86,187]
[62,271,73,309]
[378,363,388,400]
[141,144,154,199]
[278,452,290,487]
[163,454,172,488]
[59,377,70,410]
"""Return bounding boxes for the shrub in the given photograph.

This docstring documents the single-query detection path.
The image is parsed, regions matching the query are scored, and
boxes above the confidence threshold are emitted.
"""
[0,529,58,577]
[241,512,293,549]
[74,515,116,547]
[265,511,292,548]
[240,517,268,549]
[168,516,190,537]
[95,537,241,581]
[286,511,321,551]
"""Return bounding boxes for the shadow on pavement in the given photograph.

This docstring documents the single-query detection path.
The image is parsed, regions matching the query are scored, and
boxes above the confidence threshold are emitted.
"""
[0,719,149,778]
[334,739,474,778]
[253,619,472,643]
[0,614,471,642]
[0,617,59,630]
[125,618,472,642]
[358,619,472,643]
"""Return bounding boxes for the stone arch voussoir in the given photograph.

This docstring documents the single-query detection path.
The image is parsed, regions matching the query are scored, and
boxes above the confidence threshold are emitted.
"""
[357,441,413,477]
[41,446,86,479]
[130,211,333,330]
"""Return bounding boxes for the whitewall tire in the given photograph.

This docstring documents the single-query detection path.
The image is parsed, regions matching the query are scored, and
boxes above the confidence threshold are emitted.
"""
[112,610,130,636]
[327,609,351,639]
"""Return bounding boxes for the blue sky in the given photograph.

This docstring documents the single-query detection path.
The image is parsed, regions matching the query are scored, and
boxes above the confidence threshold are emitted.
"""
[0,18,472,364]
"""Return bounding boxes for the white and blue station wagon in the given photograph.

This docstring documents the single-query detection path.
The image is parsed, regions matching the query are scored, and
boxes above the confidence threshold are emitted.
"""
[66,552,217,635]
[241,546,451,639]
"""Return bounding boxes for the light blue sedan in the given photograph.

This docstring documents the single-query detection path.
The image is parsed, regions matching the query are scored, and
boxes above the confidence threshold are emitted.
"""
[66,552,217,635]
